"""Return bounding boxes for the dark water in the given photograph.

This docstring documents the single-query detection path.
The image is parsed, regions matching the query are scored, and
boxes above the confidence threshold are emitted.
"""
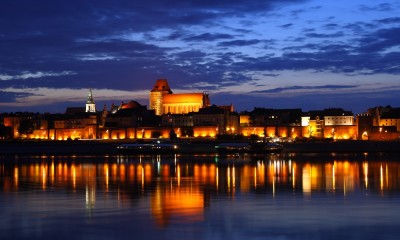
[1,153,400,240]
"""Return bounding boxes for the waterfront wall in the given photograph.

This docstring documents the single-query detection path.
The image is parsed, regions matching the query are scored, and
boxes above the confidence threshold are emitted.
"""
[1,139,400,155]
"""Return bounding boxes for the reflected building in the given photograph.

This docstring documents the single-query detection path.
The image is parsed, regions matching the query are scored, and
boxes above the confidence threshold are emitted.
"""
[3,155,400,227]
[151,183,204,227]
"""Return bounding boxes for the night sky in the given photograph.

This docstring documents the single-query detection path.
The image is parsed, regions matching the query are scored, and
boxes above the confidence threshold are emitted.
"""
[1,0,399,114]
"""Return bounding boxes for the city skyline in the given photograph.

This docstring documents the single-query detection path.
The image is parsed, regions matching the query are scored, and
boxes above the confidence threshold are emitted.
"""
[1,0,400,114]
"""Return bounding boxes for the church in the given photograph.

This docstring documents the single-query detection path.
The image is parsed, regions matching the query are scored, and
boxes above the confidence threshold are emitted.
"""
[149,79,210,115]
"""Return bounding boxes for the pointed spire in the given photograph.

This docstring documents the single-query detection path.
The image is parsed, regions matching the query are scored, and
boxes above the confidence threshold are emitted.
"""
[86,88,95,104]
[85,88,96,113]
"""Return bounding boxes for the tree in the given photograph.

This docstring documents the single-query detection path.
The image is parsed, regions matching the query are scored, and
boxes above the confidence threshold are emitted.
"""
[18,119,34,137]
[0,124,12,139]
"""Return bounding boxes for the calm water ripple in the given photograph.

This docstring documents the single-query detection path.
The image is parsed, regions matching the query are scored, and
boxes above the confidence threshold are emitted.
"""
[1,153,400,239]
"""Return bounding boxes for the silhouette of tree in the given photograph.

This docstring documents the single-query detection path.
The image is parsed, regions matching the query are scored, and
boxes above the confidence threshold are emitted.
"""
[18,119,34,136]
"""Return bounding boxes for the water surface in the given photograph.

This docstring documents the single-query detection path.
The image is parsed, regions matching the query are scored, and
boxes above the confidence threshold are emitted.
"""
[1,153,400,239]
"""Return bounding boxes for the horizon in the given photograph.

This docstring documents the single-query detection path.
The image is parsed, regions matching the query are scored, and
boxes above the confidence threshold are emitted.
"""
[1,0,399,114]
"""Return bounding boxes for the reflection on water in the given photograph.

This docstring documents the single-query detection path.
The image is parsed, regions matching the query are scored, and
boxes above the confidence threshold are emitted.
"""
[1,153,400,239]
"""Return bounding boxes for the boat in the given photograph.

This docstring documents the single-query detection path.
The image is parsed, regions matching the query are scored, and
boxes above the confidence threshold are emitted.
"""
[215,142,283,154]
[250,142,283,153]
[117,140,179,154]
[215,142,251,154]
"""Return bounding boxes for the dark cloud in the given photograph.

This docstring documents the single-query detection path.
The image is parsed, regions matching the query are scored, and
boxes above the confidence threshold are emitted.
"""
[305,31,344,38]
[0,91,36,102]
[358,27,400,53]
[280,23,293,28]
[218,39,261,47]
[323,23,339,30]
[252,85,357,94]
[0,0,399,113]
[184,33,235,42]
[359,3,394,12]
[375,17,400,24]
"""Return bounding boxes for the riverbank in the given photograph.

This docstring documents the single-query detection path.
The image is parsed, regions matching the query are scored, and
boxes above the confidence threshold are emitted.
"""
[0,139,400,155]
[282,140,400,153]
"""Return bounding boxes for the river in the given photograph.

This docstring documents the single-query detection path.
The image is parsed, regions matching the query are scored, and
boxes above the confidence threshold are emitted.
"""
[1,153,400,239]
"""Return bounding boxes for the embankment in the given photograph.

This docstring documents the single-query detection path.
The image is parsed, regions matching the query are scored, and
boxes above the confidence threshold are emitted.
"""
[0,139,399,155]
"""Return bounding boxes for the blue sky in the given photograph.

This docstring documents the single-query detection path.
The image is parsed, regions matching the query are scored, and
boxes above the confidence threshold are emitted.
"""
[0,0,399,113]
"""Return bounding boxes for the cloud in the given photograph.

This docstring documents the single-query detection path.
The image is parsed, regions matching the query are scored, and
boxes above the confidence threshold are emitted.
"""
[375,17,400,24]
[280,23,293,28]
[184,33,235,42]
[218,39,261,47]
[0,0,399,113]
[0,71,76,81]
[357,27,400,53]
[305,31,344,38]
[0,90,35,103]
[251,85,357,94]
[0,87,148,107]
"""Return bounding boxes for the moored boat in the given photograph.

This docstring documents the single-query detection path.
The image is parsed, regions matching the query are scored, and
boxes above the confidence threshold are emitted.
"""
[117,140,179,154]
[215,142,283,154]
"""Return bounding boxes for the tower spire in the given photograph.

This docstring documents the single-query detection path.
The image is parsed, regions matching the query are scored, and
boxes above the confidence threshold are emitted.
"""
[85,89,96,113]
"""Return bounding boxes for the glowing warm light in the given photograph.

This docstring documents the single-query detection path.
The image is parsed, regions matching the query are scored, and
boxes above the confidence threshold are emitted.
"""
[71,164,76,190]
[380,164,384,190]
[104,164,109,191]
[292,163,296,189]
[14,167,18,188]
[42,164,47,190]
[150,185,204,227]
[227,166,231,191]
[216,167,219,190]
[363,162,368,189]
[302,164,311,194]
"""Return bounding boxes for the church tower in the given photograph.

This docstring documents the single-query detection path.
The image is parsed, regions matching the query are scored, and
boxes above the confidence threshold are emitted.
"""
[86,89,96,113]
[149,79,172,115]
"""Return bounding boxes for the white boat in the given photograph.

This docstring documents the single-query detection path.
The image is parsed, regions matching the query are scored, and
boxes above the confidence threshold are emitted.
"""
[215,142,283,154]
[117,140,179,154]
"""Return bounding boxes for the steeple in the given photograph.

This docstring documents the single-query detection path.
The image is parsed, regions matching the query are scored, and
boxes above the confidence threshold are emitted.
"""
[149,79,173,115]
[85,89,96,113]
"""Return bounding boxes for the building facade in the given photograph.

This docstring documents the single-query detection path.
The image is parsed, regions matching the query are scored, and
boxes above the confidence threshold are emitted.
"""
[86,89,96,113]
[149,79,210,116]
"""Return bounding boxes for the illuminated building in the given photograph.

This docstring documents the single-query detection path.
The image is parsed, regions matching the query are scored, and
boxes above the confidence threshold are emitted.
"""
[149,79,210,116]
[239,108,302,138]
[53,110,98,140]
[101,101,159,139]
[379,108,400,132]
[85,89,96,113]
[161,105,239,137]
[301,108,356,139]
[2,112,47,139]
[149,79,172,115]
[357,106,400,140]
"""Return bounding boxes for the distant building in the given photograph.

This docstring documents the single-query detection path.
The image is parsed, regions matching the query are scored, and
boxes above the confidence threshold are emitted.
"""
[85,89,96,113]
[101,100,160,139]
[358,106,400,140]
[379,107,400,132]
[149,79,210,115]
[239,108,302,138]
[302,108,356,139]
[161,105,239,137]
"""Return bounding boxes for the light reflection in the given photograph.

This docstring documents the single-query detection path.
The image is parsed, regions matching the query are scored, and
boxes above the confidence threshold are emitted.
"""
[14,167,18,189]
[42,164,47,190]
[292,163,296,189]
[104,164,109,192]
[380,164,384,191]
[333,163,336,190]
[302,164,311,195]
[72,164,76,190]
[363,162,368,189]
[2,155,400,225]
